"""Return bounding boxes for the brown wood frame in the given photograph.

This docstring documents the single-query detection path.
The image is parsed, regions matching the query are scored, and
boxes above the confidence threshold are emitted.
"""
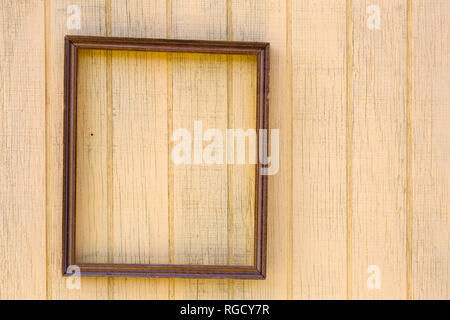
[63,35,269,279]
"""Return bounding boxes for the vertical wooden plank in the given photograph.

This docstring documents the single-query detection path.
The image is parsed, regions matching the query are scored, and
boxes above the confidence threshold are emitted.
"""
[172,0,226,40]
[172,53,228,266]
[292,0,347,299]
[228,54,257,268]
[171,0,229,299]
[231,0,289,299]
[351,0,407,299]
[47,0,109,299]
[0,0,46,299]
[172,52,229,299]
[110,51,169,299]
[412,0,450,299]
[111,0,166,38]
[109,0,169,300]
[75,49,109,265]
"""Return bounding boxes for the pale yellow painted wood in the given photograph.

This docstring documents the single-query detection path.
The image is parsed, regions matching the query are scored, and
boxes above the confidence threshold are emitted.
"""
[291,0,347,299]
[231,0,290,300]
[171,52,229,299]
[1,0,450,300]
[351,0,407,299]
[0,0,46,300]
[412,0,450,299]
[75,49,108,265]
[171,0,229,300]
[172,0,226,41]
[172,52,228,266]
[110,0,166,38]
[109,0,169,300]
[110,50,170,298]
[225,53,257,301]
[228,54,257,267]
[46,0,109,299]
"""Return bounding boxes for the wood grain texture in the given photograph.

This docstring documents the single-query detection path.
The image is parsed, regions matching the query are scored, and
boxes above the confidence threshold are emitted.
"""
[171,0,229,299]
[1,0,450,299]
[412,0,450,299]
[228,54,257,268]
[110,0,166,38]
[171,52,229,297]
[46,0,109,299]
[109,50,169,297]
[231,0,289,300]
[109,0,169,300]
[64,38,267,284]
[75,49,108,265]
[171,52,228,266]
[292,0,347,299]
[0,0,46,299]
[351,0,407,299]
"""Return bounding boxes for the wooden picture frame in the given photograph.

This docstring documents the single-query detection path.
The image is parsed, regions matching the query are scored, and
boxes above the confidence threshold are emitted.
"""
[63,35,269,279]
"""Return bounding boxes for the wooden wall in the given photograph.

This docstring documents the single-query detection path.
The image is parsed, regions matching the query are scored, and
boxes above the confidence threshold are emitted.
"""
[0,0,449,299]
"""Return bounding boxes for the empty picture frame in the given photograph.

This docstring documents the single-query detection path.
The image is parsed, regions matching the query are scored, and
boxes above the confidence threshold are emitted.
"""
[63,35,269,279]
